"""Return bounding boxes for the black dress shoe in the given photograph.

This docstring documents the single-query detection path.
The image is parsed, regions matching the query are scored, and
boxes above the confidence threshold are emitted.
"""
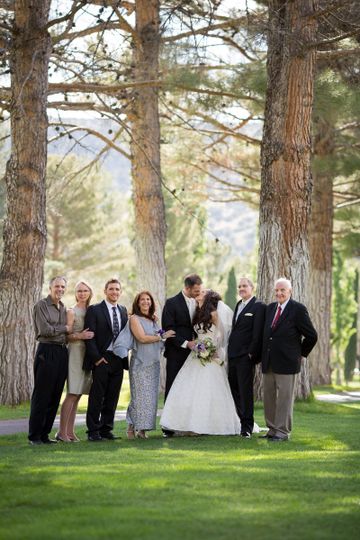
[162,430,174,438]
[29,439,43,446]
[88,434,102,442]
[259,433,273,439]
[42,438,59,444]
[268,435,288,442]
[100,432,121,440]
[240,432,251,439]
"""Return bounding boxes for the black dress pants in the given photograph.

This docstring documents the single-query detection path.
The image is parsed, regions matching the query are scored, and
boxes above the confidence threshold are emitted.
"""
[228,355,255,435]
[86,352,124,435]
[28,343,68,442]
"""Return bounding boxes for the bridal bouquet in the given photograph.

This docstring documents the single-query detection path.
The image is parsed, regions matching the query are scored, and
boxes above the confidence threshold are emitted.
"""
[194,336,222,367]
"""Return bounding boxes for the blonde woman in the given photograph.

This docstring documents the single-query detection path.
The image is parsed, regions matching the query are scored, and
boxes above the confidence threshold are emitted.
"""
[56,281,94,442]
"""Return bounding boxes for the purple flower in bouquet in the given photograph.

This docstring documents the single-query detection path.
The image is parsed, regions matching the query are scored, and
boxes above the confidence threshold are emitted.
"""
[194,336,220,366]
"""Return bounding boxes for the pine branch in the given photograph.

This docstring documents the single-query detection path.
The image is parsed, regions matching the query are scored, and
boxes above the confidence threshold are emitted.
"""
[317,48,360,60]
[336,198,360,208]
[46,80,160,94]
[47,2,86,30]
[309,0,358,20]
[48,101,112,113]
[189,161,260,195]
[53,20,124,44]
[86,0,134,11]
[0,79,260,102]
[335,121,360,132]
[174,84,261,103]
[48,122,131,159]
[205,155,260,184]
[162,16,253,43]
[50,126,127,188]
[173,102,256,137]
[311,27,360,48]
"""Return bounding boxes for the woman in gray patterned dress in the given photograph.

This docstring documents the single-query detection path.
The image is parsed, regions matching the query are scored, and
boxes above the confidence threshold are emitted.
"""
[56,281,94,442]
[126,291,175,439]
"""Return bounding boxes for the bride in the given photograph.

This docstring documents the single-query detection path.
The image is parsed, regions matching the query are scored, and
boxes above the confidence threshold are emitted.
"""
[160,289,241,435]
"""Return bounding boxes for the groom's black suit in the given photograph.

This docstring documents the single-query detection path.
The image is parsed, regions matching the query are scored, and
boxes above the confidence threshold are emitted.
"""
[162,292,194,399]
[84,300,128,436]
[228,296,266,435]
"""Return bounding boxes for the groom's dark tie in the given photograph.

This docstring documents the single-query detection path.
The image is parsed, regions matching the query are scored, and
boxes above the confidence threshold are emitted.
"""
[112,306,120,340]
[271,305,282,329]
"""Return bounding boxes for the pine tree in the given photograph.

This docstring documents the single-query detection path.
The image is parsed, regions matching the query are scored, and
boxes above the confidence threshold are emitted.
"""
[344,270,359,382]
[331,251,357,385]
[224,267,237,310]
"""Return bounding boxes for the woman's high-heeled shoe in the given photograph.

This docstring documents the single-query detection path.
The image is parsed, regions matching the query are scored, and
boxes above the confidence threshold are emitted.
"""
[55,432,70,442]
[136,430,148,439]
[68,434,80,442]
[127,425,136,440]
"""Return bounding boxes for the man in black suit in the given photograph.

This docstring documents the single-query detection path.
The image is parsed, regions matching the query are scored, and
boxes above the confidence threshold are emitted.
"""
[228,277,266,438]
[261,278,317,442]
[162,274,202,435]
[84,278,128,441]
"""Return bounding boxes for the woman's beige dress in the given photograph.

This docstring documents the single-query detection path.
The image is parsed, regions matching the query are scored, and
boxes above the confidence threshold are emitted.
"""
[67,306,92,395]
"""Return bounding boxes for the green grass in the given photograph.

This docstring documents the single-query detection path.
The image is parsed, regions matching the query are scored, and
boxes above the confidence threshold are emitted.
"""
[1,379,358,421]
[0,401,359,540]
[0,373,132,420]
[313,380,360,394]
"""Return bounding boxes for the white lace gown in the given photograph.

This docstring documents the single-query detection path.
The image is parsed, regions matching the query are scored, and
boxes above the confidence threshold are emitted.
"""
[160,324,241,435]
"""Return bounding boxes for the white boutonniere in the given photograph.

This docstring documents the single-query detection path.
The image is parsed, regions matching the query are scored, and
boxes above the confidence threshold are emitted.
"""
[245,313,253,317]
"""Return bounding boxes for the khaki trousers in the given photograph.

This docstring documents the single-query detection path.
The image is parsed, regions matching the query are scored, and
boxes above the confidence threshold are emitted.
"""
[263,370,297,439]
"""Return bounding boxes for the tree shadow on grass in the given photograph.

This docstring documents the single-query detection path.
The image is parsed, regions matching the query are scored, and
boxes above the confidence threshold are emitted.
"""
[0,436,358,540]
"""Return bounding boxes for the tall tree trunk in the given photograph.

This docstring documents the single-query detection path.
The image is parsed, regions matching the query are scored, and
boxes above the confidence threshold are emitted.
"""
[130,0,166,310]
[0,0,51,405]
[50,212,61,260]
[255,0,318,400]
[308,118,333,386]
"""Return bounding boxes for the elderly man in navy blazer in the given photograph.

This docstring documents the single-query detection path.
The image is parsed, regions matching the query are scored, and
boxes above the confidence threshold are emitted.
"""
[228,277,266,438]
[261,278,317,442]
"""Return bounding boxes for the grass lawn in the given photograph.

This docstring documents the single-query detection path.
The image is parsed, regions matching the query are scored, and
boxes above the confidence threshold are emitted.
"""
[0,373,132,420]
[0,400,359,540]
[1,379,358,421]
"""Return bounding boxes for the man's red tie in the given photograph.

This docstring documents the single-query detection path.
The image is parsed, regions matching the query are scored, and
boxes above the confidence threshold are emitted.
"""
[271,305,282,329]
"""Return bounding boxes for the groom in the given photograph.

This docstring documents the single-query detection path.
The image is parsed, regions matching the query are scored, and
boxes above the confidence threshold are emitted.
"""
[84,278,128,441]
[162,273,202,435]
[228,277,266,438]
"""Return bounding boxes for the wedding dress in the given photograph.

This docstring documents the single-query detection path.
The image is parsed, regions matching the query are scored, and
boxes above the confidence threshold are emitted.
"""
[160,307,242,435]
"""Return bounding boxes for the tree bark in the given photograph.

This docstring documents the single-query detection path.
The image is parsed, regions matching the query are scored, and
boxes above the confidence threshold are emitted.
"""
[255,0,318,400]
[308,118,333,386]
[130,0,166,310]
[0,0,51,404]
[49,212,61,260]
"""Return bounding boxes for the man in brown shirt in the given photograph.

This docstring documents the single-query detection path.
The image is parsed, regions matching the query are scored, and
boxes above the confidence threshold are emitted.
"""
[28,276,70,445]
